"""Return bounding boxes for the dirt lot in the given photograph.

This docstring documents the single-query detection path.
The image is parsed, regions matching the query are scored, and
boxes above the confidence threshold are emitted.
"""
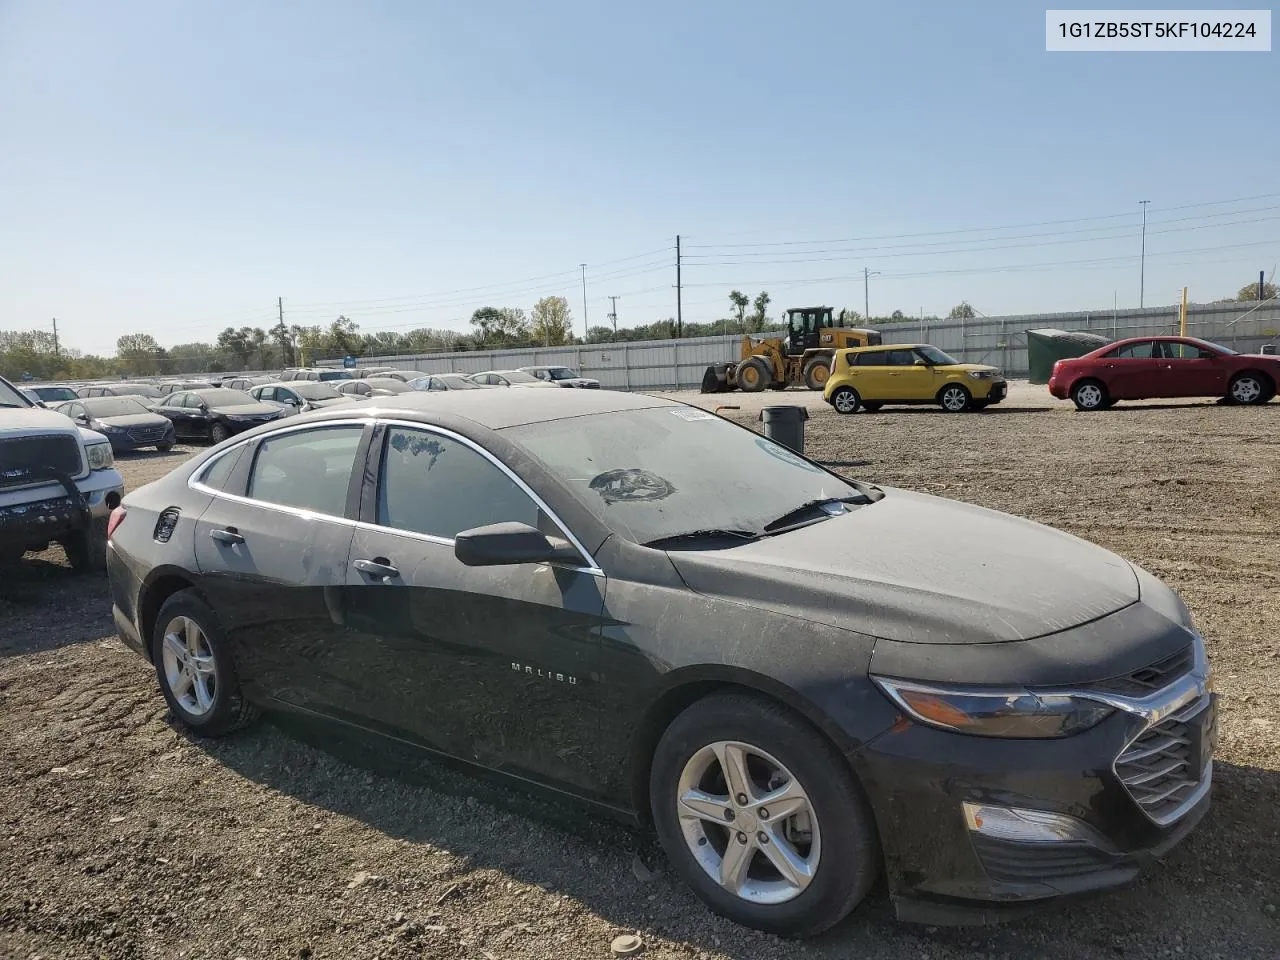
[2,389,1278,960]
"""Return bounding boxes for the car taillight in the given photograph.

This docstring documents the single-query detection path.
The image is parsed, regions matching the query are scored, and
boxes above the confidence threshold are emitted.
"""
[107,505,128,539]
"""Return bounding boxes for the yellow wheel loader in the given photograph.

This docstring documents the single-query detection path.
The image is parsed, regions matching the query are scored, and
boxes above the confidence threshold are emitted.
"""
[700,307,882,393]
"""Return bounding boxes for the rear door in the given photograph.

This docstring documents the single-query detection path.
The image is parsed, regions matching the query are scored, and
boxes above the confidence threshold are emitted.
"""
[843,349,891,399]
[159,393,195,438]
[192,422,370,708]
[1102,341,1164,398]
[332,422,605,792]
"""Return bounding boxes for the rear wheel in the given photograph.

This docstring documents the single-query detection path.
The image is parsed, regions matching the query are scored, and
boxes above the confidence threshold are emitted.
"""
[829,387,860,415]
[736,358,770,393]
[1071,379,1108,411]
[1228,372,1270,405]
[152,590,259,736]
[650,693,880,937]
[802,358,831,391]
[938,383,972,412]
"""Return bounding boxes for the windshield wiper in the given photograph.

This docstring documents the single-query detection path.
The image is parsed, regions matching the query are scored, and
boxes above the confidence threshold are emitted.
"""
[762,496,868,535]
[643,529,761,550]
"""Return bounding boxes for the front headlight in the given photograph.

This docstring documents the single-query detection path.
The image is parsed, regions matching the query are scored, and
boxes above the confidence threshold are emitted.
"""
[872,676,1114,738]
[85,441,115,470]
[967,370,995,380]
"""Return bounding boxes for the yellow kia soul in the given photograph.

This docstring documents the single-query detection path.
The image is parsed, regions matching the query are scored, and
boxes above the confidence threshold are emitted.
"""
[823,344,1006,413]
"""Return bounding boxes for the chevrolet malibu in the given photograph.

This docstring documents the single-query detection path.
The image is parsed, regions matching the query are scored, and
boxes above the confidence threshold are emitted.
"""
[105,390,1215,936]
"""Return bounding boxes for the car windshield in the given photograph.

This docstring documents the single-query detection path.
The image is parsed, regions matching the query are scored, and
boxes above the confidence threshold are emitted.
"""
[34,386,80,401]
[195,389,255,406]
[546,367,579,380]
[915,345,959,365]
[83,397,151,417]
[317,371,353,381]
[504,406,869,546]
[0,379,33,407]
[441,376,482,388]
[1192,338,1238,355]
[291,382,343,400]
[498,370,541,383]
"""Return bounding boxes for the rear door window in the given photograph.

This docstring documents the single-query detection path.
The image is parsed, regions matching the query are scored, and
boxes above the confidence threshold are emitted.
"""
[246,426,366,517]
[1113,341,1156,359]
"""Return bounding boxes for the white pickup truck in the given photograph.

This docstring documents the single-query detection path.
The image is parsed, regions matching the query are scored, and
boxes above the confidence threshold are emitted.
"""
[1,375,126,571]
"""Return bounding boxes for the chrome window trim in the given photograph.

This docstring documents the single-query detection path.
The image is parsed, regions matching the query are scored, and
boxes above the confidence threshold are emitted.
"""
[187,415,604,577]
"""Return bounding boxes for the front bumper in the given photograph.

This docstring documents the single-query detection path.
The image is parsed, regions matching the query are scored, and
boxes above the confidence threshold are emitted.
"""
[985,380,1007,403]
[858,677,1216,923]
[0,467,124,548]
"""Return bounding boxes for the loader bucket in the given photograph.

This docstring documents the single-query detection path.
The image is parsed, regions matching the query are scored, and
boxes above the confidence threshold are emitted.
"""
[700,363,735,394]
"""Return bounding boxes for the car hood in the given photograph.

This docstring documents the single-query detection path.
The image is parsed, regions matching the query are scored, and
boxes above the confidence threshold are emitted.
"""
[94,413,169,429]
[666,488,1139,644]
[952,363,1002,375]
[310,396,360,407]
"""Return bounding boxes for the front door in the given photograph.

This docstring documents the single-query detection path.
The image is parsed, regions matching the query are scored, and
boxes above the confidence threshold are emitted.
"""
[876,348,929,399]
[335,424,605,794]
[1158,341,1231,397]
[192,423,368,708]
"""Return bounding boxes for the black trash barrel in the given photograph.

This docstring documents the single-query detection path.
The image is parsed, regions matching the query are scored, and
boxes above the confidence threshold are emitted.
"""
[759,405,809,454]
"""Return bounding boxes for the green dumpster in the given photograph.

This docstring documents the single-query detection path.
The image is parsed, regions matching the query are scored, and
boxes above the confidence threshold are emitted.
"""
[1026,328,1112,384]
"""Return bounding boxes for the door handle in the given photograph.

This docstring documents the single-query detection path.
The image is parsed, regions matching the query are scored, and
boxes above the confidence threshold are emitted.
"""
[353,557,400,581]
[209,527,245,545]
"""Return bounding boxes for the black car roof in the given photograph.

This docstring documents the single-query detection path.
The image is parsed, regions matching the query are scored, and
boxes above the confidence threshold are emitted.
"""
[284,387,675,430]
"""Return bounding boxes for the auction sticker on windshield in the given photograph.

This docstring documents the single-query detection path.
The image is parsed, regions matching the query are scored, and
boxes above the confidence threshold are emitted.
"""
[1046,10,1271,51]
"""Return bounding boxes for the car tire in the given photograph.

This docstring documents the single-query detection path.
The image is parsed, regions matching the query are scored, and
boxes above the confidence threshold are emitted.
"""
[63,517,108,574]
[802,358,831,391]
[1228,372,1270,405]
[859,401,883,413]
[157,442,173,452]
[151,589,260,737]
[736,357,770,393]
[209,423,231,444]
[1071,379,1109,411]
[938,383,972,412]
[829,387,860,415]
[650,692,880,938]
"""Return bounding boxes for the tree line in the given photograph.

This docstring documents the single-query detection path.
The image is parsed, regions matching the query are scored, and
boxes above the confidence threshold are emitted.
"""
[2,281,1272,381]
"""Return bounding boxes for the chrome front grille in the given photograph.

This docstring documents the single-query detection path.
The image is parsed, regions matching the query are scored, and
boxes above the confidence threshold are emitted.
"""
[1115,695,1213,824]
[127,425,168,443]
[1093,646,1194,697]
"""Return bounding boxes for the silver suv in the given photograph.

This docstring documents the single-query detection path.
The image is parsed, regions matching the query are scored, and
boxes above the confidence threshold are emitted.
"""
[1,375,126,571]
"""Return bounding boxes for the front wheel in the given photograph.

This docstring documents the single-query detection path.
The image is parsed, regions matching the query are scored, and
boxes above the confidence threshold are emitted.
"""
[63,518,108,573]
[736,358,770,393]
[209,422,231,444]
[151,590,259,737]
[938,383,972,412]
[1228,372,1270,405]
[156,442,173,452]
[829,387,860,415]
[650,693,880,937]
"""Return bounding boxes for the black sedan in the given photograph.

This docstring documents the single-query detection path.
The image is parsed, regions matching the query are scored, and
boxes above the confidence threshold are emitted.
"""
[151,388,284,444]
[105,390,1214,936]
[56,396,176,452]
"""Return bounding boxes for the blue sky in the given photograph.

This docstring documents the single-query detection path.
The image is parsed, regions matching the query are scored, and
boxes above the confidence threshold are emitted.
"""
[1,1,1276,355]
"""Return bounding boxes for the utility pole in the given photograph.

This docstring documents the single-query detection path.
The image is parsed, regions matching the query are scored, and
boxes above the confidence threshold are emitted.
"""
[579,264,588,340]
[608,296,620,340]
[675,235,683,338]
[863,268,881,322]
[277,296,288,365]
[51,318,59,360]
[1139,200,1150,308]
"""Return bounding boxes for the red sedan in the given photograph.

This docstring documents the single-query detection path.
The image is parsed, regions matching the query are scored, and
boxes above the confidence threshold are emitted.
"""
[1048,335,1280,411]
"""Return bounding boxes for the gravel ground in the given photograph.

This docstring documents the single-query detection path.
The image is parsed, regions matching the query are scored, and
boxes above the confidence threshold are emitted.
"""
[2,391,1278,960]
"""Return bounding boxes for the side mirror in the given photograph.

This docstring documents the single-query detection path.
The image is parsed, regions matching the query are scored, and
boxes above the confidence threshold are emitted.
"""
[199,402,209,412]
[914,358,929,366]
[454,521,580,567]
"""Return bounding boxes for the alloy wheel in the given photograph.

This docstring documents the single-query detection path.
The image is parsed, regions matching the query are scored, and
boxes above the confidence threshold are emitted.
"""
[160,616,218,716]
[1231,376,1262,403]
[1075,383,1104,409]
[676,740,821,905]
[832,390,859,414]
[941,386,969,411]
